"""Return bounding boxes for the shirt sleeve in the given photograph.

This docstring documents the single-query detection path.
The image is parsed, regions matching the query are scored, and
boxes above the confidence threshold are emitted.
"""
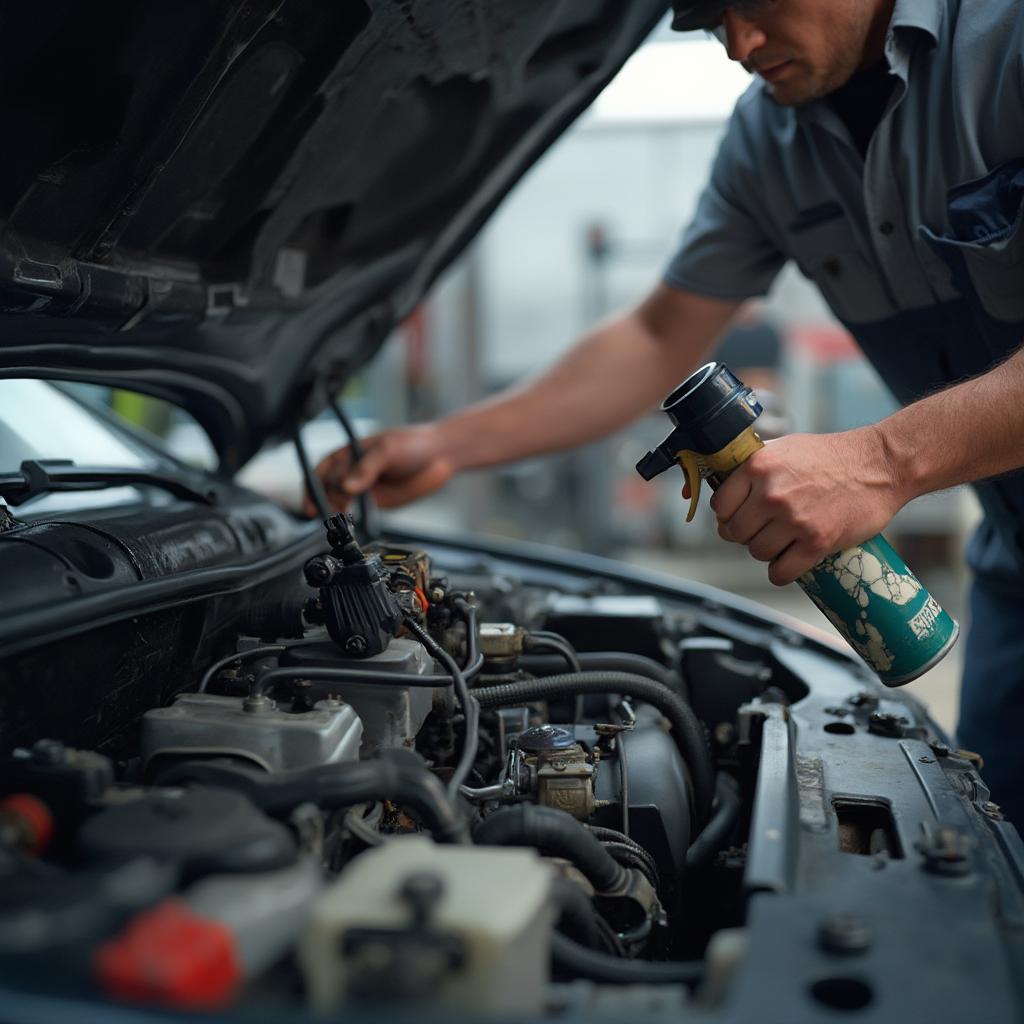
[663,94,787,301]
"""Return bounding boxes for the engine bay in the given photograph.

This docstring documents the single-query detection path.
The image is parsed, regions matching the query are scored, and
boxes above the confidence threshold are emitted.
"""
[1,512,1021,1020]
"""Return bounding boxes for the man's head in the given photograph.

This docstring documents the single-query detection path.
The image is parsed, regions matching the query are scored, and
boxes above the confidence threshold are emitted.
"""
[672,0,896,106]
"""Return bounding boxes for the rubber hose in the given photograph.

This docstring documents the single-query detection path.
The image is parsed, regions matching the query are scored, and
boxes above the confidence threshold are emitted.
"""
[600,841,660,892]
[198,645,285,693]
[517,651,679,692]
[523,636,582,673]
[471,672,713,827]
[473,804,627,893]
[405,611,480,798]
[550,878,604,950]
[157,748,468,844]
[550,932,704,986]
[453,597,482,678]
[685,773,741,871]
[587,826,661,882]
[250,664,454,696]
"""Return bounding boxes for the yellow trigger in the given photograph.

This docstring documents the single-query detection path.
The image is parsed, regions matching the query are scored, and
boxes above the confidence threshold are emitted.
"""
[676,450,703,523]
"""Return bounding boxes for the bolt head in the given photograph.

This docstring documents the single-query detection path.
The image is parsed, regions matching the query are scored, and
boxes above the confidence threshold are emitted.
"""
[345,635,369,656]
[304,555,334,586]
[714,722,736,745]
[242,695,274,714]
[818,914,872,955]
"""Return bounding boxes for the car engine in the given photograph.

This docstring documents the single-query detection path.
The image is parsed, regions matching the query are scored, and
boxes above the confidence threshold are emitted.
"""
[1,512,1020,1020]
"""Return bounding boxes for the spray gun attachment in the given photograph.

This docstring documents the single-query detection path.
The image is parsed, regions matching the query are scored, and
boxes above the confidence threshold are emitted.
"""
[636,361,958,688]
[636,362,763,521]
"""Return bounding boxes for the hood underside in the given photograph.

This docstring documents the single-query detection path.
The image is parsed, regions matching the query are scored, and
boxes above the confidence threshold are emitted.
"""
[0,0,666,469]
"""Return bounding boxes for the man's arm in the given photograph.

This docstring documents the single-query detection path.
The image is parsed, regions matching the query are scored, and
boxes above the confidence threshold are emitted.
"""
[711,344,1024,586]
[312,285,740,510]
[433,285,740,468]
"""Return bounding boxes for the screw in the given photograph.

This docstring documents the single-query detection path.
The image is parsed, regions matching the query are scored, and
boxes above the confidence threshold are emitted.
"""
[919,755,935,764]
[242,695,274,714]
[917,824,972,876]
[430,587,445,603]
[982,801,1004,819]
[345,635,369,656]
[817,914,872,955]
[714,722,736,745]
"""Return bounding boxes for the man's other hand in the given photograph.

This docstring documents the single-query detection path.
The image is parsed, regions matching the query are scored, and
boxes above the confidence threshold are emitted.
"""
[304,423,455,517]
[708,427,907,586]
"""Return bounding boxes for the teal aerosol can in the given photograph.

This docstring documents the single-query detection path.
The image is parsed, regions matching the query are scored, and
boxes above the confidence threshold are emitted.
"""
[637,362,959,686]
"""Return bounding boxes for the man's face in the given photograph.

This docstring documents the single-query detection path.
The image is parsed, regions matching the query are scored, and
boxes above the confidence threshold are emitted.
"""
[715,0,886,106]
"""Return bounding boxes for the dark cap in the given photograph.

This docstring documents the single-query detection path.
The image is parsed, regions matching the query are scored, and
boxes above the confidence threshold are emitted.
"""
[635,362,762,481]
[660,362,762,451]
[670,1,729,32]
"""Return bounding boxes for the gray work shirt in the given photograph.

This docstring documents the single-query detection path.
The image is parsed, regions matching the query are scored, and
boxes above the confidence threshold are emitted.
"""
[665,0,1024,578]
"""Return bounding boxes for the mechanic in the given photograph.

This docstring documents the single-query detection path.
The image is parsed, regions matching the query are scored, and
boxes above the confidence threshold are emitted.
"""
[313,0,1024,824]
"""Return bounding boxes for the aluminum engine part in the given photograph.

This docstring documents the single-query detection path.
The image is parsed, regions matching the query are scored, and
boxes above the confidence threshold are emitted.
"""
[299,836,555,1016]
[140,693,362,774]
[284,636,439,758]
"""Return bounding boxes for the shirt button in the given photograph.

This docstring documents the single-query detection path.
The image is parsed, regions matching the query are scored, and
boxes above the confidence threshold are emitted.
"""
[879,221,895,235]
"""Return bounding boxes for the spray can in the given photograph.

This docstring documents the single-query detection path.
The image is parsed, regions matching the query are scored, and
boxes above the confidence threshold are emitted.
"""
[636,362,959,686]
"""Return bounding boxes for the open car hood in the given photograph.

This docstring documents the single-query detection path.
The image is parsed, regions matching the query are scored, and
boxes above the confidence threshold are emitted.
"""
[0,1,666,470]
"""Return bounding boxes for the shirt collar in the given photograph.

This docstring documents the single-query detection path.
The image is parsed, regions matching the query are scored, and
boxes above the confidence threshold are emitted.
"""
[889,0,944,48]
[790,0,944,134]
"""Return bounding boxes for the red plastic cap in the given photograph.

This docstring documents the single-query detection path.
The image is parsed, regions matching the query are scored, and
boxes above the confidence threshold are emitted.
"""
[0,793,54,855]
[94,899,241,1009]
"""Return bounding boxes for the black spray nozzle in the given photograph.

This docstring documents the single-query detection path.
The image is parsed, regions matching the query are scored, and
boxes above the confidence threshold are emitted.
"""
[636,362,762,481]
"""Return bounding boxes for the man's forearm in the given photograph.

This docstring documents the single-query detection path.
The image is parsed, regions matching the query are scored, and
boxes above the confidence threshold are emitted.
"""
[874,343,1024,503]
[432,287,739,472]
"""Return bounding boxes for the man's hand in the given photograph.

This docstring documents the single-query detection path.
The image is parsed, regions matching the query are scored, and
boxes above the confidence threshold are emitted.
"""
[304,423,455,516]
[707,427,908,586]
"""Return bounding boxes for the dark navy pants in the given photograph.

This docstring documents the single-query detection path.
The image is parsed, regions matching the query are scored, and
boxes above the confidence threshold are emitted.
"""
[957,569,1024,828]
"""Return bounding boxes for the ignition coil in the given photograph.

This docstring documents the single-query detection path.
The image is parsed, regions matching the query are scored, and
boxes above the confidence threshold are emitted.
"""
[304,514,404,658]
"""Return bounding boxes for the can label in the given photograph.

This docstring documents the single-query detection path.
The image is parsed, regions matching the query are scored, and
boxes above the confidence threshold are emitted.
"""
[797,534,959,686]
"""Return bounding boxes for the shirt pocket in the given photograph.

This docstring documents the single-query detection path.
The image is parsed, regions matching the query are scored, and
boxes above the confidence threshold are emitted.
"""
[920,160,1024,324]
[786,204,896,324]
